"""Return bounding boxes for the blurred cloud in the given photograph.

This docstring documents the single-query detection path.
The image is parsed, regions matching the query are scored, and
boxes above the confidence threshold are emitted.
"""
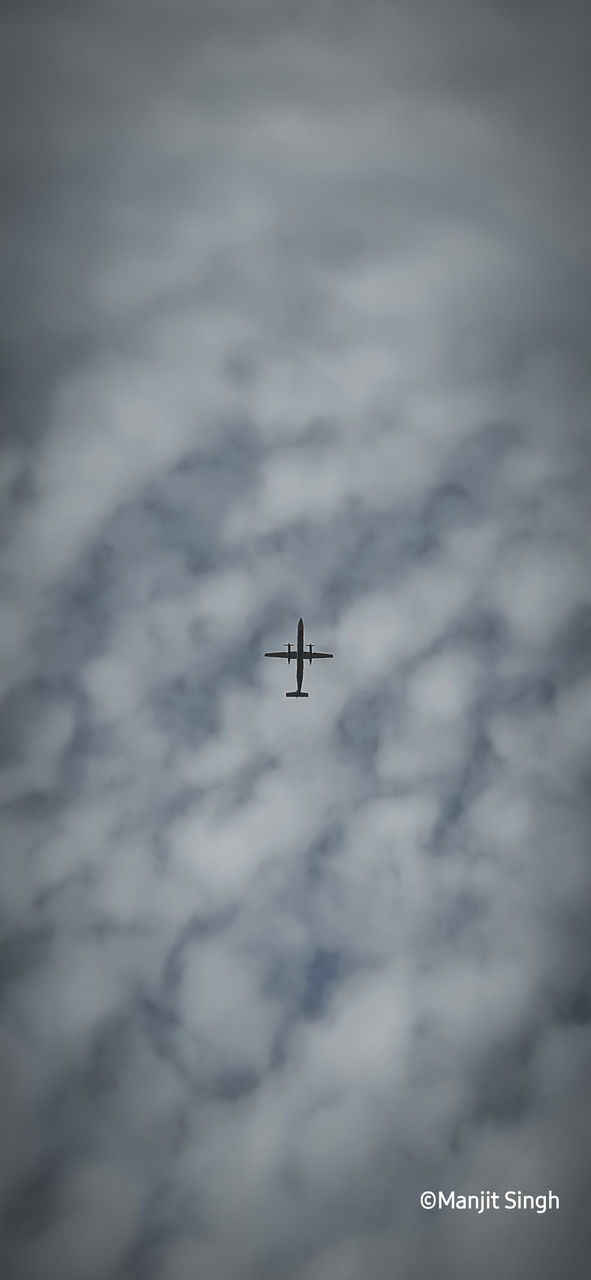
[1,2,590,1278]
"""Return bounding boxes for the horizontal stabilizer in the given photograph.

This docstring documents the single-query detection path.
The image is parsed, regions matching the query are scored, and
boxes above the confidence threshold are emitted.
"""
[286,691,308,697]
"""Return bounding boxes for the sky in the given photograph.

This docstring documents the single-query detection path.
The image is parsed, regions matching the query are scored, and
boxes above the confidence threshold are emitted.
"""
[1,1,591,1277]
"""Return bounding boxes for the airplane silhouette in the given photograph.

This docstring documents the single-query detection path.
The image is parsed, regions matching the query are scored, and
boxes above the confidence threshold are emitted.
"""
[265,617,333,697]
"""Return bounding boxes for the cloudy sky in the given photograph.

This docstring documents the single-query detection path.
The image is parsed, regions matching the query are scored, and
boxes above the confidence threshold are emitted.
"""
[1,2,591,1277]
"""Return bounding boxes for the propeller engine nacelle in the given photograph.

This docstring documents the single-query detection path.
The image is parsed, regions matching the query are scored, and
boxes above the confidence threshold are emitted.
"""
[309,643,314,664]
[286,642,292,664]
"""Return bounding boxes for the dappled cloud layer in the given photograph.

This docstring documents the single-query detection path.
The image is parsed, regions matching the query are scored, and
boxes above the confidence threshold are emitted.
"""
[1,3,591,1278]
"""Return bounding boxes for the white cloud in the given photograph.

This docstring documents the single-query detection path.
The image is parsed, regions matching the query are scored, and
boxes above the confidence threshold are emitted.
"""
[178,938,278,1076]
[490,542,589,649]
[338,560,474,688]
[7,940,124,1067]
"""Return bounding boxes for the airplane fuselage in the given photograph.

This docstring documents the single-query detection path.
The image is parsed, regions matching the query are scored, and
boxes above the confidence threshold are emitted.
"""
[296,616,304,691]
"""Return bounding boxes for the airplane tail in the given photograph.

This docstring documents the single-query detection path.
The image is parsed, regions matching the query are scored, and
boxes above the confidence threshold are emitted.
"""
[286,691,308,698]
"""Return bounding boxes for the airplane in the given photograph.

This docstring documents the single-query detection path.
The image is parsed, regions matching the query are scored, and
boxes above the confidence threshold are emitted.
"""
[265,617,333,697]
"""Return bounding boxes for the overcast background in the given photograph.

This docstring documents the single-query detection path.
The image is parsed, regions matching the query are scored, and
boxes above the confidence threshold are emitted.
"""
[1,2,591,1278]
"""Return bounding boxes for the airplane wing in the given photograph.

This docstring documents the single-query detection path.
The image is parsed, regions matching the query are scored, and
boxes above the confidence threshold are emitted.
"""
[264,651,291,659]
[310,651,333,659]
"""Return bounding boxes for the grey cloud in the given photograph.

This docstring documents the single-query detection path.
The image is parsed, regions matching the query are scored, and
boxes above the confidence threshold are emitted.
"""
[2,2,591,1279]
